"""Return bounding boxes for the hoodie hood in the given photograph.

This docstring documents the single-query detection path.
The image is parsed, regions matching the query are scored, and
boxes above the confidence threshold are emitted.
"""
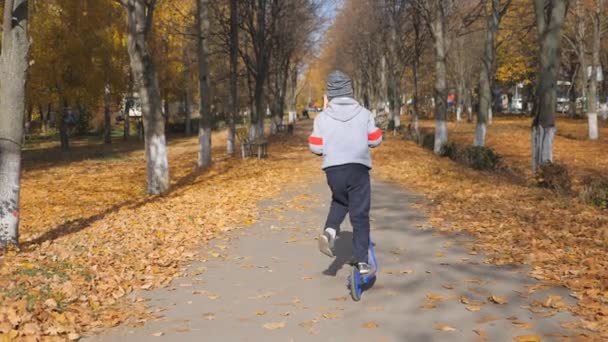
[324,97,364,122]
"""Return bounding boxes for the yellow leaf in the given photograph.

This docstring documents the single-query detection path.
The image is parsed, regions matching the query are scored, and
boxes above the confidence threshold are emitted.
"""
[361,321,379,329]
[433,323,456,332]
[466,305,482,312]
[262,322,286,330]
[489,294,508,304]
[513,335,541,342]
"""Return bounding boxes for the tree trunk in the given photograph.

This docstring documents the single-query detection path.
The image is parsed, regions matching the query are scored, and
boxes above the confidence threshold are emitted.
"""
[587,0,602,140]
[125,0,170,194]
[531,0,567,172]
[466,88,473,123]
[197,0,212,168]
[124,74,133,140]
[411,10,421,137]
[0,0,29,248]
[227,0,238,155]
[104,84,112,144]
[183,47,192,136]
[431,13,448,154]
[475,1,500,146]
[456,82,464,122]
[60,100,70,150]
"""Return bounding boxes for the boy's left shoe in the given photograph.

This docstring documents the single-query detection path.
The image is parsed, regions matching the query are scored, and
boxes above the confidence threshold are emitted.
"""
[318,229,336,257]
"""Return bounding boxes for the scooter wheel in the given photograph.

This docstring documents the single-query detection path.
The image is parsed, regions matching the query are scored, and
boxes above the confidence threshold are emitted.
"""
[350,266,362,301]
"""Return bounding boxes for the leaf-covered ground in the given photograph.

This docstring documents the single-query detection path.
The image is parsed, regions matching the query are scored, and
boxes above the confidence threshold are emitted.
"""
[1,129,318,340]
[2,116,607,340]
[374,116,608,338]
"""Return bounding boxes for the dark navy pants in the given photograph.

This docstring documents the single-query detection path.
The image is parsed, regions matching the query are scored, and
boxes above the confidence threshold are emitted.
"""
[324,163,371,263]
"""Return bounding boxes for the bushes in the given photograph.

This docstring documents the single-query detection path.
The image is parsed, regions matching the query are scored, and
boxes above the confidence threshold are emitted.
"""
[581,177,608,209]
[462,146,502,171]
[535,162,572,195]
[439,142,501,171]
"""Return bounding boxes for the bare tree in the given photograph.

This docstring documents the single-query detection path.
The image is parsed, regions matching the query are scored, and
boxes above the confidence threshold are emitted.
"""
[587,0,603,140]
[227,0,238,155]
[475,0,512,146]
[197,0,212,168]
[415,0,453,153]
[239,0,272,140]
[531,0,568,172]
[119,0,170,194]
[0,0,30,247]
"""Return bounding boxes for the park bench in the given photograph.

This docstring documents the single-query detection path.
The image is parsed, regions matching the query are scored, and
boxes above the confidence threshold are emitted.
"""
[236,127,268,160]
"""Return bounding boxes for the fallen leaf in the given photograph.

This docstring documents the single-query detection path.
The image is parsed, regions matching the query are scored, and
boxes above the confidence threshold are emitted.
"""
[477,315,501,324]
[263,322,286,330]
[512,321,533,329]
[299,320,318,328]
[362,321,379,329]
[202,313,215,320]
[434,323,456,332]
[513,335,540,342]
[322,312,341,320]
[255,310,267,316]
[151,332,164,337]
[473,329,488,340]
[489,294,508,304]
[68,333,81,341]
[466,305,482,312]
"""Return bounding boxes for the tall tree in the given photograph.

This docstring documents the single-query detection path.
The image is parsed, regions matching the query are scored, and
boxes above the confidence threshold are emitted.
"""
[475,0,512,146]
[415,0,452,154]
[226,0,238,155]
[240,0,272,139]
[120,0,170,194]
[531,0,568,172]
[197,0,212,168]
[587,0,603,140]
[0,0,30,247]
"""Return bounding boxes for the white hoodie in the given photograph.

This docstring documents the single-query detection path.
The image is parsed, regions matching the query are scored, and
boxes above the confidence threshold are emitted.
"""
[308,97,382,169]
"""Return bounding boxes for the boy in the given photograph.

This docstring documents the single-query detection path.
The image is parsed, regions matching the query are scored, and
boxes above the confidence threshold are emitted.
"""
[308,70,382,274]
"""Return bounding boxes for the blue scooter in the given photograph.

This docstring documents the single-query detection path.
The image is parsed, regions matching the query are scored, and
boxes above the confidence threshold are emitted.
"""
[347,239,378,301]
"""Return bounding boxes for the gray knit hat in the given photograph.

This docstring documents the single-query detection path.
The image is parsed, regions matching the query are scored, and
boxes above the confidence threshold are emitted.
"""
[326,70,353,100]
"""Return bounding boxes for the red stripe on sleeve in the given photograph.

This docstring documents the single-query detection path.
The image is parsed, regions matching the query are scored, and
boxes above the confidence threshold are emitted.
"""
[308,136,323,145]
[368,129,382,141]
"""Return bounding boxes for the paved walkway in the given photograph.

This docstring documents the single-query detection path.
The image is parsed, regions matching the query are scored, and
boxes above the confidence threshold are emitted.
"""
[88,179,582,341]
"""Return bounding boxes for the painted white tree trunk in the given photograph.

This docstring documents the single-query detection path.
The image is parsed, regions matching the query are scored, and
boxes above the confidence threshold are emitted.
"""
[434,120,448,154]
[456,105,463,122]
[531,125,555,171]
[431,9,449,154]
[488,107,493,124]
[126,0,170,194]
[0,0,30,247]
[474,123,487,147]
[587,0,602,140]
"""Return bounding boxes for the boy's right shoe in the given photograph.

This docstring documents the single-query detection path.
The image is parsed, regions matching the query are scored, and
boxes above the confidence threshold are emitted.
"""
[318,229,336,257]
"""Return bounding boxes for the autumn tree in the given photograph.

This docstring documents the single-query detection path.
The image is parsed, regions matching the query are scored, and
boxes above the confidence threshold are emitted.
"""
[531,0,569,172]
[475,0,512,146]
[119,0,170,194]
[414,0,453,154]
[197,0,212,168]
[0,0,30,247]
[227,0,238,154]
[586,0,603,140]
